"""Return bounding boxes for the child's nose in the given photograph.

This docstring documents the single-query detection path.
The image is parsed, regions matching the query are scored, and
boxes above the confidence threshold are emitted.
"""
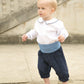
[39,9,42,12]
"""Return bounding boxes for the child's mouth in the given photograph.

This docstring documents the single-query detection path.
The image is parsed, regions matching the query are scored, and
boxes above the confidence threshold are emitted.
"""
[40,14,42,16]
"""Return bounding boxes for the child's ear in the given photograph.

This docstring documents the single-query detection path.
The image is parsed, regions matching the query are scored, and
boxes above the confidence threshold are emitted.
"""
[51,8,55,13]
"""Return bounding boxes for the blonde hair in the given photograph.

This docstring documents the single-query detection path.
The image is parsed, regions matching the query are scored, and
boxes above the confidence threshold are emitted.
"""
[37,0,57,11]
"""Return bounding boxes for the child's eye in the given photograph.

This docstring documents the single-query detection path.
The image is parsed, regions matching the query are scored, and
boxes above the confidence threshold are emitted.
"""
[42,8,45,10]
[37,7,45,10]
[38,7,40,9]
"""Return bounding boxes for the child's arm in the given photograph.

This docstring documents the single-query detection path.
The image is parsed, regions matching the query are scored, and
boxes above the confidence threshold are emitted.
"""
[58,22,69,43]
[22,34,28,42]
[22,29,38,42]
[22,21,38,42]
[58,35,65,43]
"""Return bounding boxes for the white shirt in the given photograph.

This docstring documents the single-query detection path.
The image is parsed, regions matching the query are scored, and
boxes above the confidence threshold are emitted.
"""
[26,18,69,44]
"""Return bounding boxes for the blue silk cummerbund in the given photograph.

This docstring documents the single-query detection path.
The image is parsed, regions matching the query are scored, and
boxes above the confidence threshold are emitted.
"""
[38,41,61,53]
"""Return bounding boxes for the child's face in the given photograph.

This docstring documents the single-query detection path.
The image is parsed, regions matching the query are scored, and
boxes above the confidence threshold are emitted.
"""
[37,0,55,20]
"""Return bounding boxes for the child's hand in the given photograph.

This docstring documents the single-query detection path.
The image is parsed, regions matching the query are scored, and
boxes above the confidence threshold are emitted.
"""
[58,35,65,43]
[22,34,28,42]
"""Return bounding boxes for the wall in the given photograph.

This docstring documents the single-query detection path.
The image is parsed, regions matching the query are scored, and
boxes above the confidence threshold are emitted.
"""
[0,0,84,44]
[0,0,36,19]
[0,0,37,34]
[56,0,84,35]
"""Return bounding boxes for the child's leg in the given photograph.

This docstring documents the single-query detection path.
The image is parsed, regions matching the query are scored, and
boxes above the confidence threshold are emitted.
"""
[55,47,69,83]
[62,82,68,84]
[43,78,50,84]
[38,50,51,84]
[48,47,69,83]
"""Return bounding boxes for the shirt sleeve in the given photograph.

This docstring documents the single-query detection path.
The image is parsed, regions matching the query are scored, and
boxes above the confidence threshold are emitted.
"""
[26,22,38,40]
[59,21,69,39]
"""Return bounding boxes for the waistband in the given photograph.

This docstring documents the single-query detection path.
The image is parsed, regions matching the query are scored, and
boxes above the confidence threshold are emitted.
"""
[38,41,61,53]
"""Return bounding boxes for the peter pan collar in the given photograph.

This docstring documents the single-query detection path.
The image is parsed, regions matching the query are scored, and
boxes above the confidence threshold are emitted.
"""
[38,17,59,24]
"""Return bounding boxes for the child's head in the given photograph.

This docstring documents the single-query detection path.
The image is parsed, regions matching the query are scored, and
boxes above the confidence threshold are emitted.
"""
[37,0,57,20]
